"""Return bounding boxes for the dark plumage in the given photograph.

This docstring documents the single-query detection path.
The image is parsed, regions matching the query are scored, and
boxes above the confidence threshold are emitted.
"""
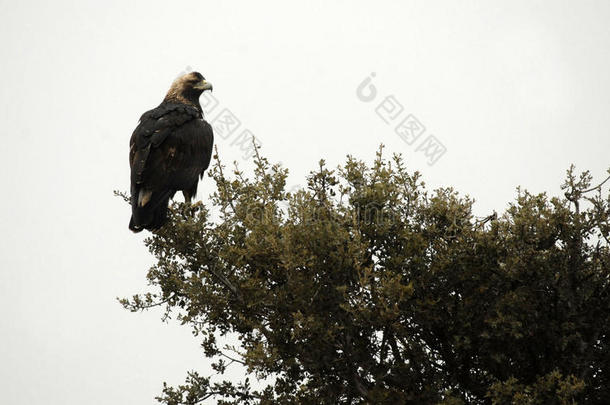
[129,72,214,232]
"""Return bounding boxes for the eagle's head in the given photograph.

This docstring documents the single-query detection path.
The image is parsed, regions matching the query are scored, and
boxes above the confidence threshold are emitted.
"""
[164,71,213,107]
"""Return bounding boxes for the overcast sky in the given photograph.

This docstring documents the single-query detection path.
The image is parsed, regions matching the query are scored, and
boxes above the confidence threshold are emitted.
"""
[1,1,609,404]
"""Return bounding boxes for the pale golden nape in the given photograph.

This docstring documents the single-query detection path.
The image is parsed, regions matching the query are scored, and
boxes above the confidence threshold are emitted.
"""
[164,73,198,104]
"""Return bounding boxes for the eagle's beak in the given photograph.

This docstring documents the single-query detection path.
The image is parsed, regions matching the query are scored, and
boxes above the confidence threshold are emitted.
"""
[194,79,213,92]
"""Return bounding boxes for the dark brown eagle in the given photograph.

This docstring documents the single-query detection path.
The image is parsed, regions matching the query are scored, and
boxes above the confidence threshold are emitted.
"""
[128,72,214,232]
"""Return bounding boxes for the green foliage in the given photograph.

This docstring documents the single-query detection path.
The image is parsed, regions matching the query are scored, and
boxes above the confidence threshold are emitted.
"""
[121,146,610,404]
[487,370,585,405]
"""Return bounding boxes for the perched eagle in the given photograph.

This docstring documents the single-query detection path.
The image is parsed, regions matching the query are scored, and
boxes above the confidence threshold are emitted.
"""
[128,72,214,232]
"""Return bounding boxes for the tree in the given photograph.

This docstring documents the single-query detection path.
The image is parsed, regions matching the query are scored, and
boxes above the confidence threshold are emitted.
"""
[119,146,610,404]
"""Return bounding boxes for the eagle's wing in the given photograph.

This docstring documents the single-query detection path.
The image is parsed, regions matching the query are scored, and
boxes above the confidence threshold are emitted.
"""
[129,103,200,187]
[159,117,214,200]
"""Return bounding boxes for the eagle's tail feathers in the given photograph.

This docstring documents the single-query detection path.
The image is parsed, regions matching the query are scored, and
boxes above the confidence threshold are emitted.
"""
[129,188,174,232]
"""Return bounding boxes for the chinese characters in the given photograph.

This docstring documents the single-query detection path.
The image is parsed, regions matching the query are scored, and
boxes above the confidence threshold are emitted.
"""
[356,72,446,165]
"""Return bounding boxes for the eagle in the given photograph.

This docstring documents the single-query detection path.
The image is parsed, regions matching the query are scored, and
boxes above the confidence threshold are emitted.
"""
[128,72,214,232]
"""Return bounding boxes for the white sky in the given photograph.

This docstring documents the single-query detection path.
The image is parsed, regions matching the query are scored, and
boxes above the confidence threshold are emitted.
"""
[1,1,609,404]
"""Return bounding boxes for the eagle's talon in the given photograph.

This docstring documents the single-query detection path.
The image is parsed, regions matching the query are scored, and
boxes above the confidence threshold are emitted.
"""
[180,204,191,219]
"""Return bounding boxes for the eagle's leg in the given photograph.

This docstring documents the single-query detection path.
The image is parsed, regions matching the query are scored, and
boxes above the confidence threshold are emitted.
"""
[182,190,202,215]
